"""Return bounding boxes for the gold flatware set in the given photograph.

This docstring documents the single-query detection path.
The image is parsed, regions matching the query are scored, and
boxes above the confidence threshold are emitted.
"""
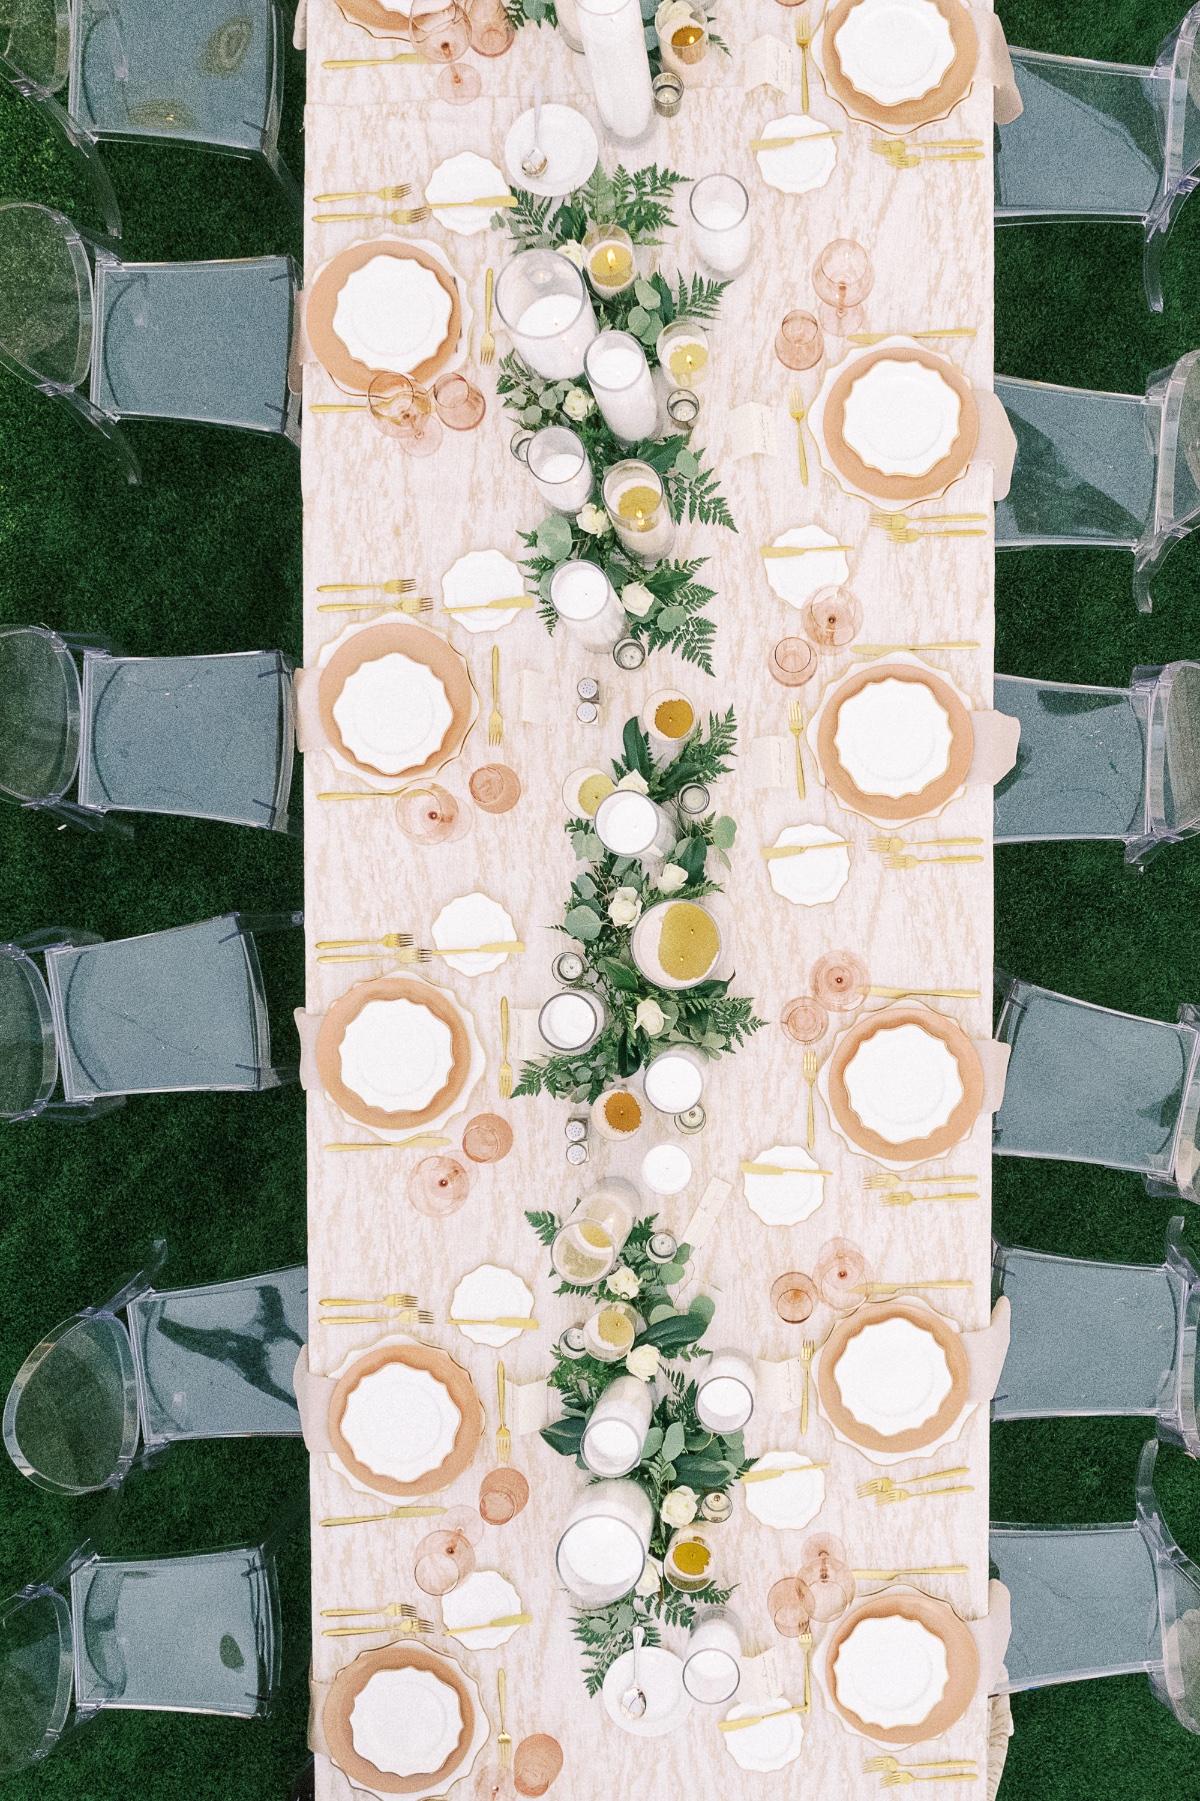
[317,578,432,613]
[858,1468,974,1506]
[871,136,984,169]
[314,196,517,227]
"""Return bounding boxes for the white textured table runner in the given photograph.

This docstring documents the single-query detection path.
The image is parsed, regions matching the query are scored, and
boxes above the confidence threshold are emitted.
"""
[304,7,996,1794]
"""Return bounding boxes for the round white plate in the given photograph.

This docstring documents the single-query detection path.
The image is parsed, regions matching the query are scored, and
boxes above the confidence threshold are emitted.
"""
[602,1646,693,1738]
[426,152,511,236]
[350,1665,463,1777]
[441,548,527,634]
[503,104,600,198]
[339,997,455,1115]
[841,359,963,478]
[766,824,851,907]
[834,0,957,105]
[743,1452,826,1532]
[843,1021,964,1142]
[440,1570,523,1649]
[743,1142,825,1226]
[832,1315,954,1435]
[833,677,954,799]
[755,113,838,194]
[833,1612,950,1728]
[340,1362,462,1483]
[431,892,517,977]
[722,1695,805,1770]
[332,652,453,776]
[449,1264,534,1348]
[763,524,849,609]
[331,256,454,375]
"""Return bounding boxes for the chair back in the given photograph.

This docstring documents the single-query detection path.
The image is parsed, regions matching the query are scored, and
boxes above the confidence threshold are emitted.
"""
[0,201,92,390]
[0,946,58,1121]
[0,1584,74,1776]
[0,0,70,96]
[2,1310,140,1494]
[0,625,82,806]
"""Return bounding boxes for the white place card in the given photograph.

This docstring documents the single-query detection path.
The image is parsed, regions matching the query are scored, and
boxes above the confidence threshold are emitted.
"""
[510,1376,552,1436]
[750,735,792,788]
[730,403,781,460]
[744,35,793,95]
[756,1355,805,1412]
[683,1176,733,1249]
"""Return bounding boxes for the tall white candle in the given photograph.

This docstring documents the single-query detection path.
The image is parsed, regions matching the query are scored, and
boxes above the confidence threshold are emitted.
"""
[682,1607,742,1703]
[696,1348,756,1431]
[641,1141,693,1195]
[575,0,654,142]
[556,1479,654,1604]
[689,174,752,277]
[539,988,606,1050]
[643,1048,705,1114]
[527,426,594,512]
[495,251,598,378]
[584,331,659,443]
[595,789,674,856]
[581,1375,654,1476]
[550,559,626,650]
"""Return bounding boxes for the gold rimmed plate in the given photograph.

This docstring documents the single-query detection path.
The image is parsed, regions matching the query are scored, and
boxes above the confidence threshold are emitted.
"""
[826,1002,984,1163]
[815,663,974,824]
[820,346,978,505]
[317,619,475,784]
[327,1340,484,1499]
[821,0,978,133]
[824,1588,979,1744]
[307,239,463,394]
[817,1296,971,1455]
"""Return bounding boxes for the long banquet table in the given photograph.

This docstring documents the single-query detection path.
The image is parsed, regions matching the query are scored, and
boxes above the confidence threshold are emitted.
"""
[301,7,998,1793]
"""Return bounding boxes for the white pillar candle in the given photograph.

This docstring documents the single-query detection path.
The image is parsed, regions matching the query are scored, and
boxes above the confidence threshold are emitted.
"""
[696,1348,756,1432]
[556,1479,654,1604]
[688,174,752,277]
[575,0,654,142]
[641,1141,693,1196]
[682,1607,742,1704]
[495,250,598,379]
[539,987,606,1051]
[643,1047,705,1115]
[602,460,677,562]
[594,788,674,857]
[550,559,626,650]
[584,331,659,443]
[527,426,594,513]
[581,1375,654,1476]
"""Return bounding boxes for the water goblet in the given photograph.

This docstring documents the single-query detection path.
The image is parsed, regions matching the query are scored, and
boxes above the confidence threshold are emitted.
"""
[412,3,482,104]
[775,309,824,370]
[812,237,874,336]
[433,371,487,431]
[781,995,829,1044]
[810,949,870,1010]
[815,1237,873,1311]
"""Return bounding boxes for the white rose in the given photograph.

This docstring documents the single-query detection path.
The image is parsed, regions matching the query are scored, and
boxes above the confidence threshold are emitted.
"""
[620,581,655,619]
[556,240,587,270]
[635,1555,664,1597]
[608,886,643,928]
[636,997,666,1037]
[660,1485,699,1528]
[657,862,688,895]
[615,770,649,794]
[607,1265,641,1299]
[626,1342,660,1382]
[576,502,610,536]
[563,386,594,421]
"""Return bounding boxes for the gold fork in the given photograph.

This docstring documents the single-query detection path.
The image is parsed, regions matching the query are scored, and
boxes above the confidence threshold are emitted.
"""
[326,1136,450,1152]
[802,1049,819,1148]
[866,984,981,997]
[881,1190,979,1208]
[787,384,809,485]
[320,594,432,615]
[480,267,496,366]
[793,0,828,112]
[497,1669,512,1768]
[869,838,983,855]
[852,1564,968,1579]
[865,1758,977,1776]
[488,645,503,745]
[318,578,416,596]
[318,948,432,963]
[853,1280,972,1295]
[323,1618,435,1636]
[787,699,806,799]
[799,1337,815,1433]
[885,855,984,870]
[321,1293,418,1307]
[313,184,411,202]
[321,1505,447,1526]
[881,1771,977,1785]
[876,1482,974,1505]
[868,510,985,527]
[321,1601,423,1617]
[857,1468,969,1498]
[320,1309,435,1326]
[864,1171,975,1189]
[314,198,515,226]
[496,1361,511,1464]
[322,50,422,66]
[885,524,988,544]
[316,932,414,949]
[851,333,977,349]
[798,1620,813,1712]
[498,996,513,1100]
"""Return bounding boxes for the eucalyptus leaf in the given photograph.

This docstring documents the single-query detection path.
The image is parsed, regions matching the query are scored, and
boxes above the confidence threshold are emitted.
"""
[673,1453,730,1489]
[574,872,598,900]
[535,513,574,560]
[616,1603,635,1631]
[711,814,737,850]
[564,904,603,941]
[659,1262,686,1286]
[673,447,701,478]
[647,1302,677,1325]
[635,278,662,309]
[689,1293,716,1325]
[522,404,544,428]
[627,305,650,336]
[661,1420,687,1463]
[655,604,686,633]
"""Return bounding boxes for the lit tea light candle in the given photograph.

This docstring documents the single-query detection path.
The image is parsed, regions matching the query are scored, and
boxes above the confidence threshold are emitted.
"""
[656,316,710,389]
[584,330,659,443]
[602,459,677,562]
[696,1348,756,1432]
[665,1523,718,1593]
[584,224,637,297]
[655,0,708,80]
[549,559,626,651]
[582,1301,640,1363]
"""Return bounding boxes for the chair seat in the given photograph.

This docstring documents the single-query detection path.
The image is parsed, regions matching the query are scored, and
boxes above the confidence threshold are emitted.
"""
[69,0,274,152]
[79,651,291,829]
[991,1523,1160,1690]
[72,1548,275,1717]
[91,257,294,435]
[995,378,1156,549]
[996,55,1167,221]
[994,676,1146,840]
[43,915,266,1099]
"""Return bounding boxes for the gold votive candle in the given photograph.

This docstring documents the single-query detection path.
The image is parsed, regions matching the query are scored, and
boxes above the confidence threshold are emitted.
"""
[602,459,677,562]
[584,224,637,297]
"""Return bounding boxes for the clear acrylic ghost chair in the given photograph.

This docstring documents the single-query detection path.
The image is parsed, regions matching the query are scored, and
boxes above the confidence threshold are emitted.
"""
[991,1439,1200,1734]
[0,200,300,486]
[0,910,302,1124]
[992,1218,1200,1455]
[0,1527,283,1777]
[994,660,1200,864]
[995,4,1200,311]
[0,625,297,834]
[993,973,1200,1202]
[995,352,1200,609]
[3,1248,307,1494]
[0,0,297,241]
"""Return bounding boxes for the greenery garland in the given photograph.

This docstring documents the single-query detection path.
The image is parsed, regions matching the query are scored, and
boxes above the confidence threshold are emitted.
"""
[526,1209,748,1695]
[503,0,728,75]
[492,166,735,673]
[515,711,765,1103]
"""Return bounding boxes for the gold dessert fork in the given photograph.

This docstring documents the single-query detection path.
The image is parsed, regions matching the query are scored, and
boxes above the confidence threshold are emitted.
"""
[787,699,806,799]
[497,1669,512,1767]
[798,1620,813,1712]
[496,1361,511,1464]
[802,1049,819,1148]
[488,644,504,745]
[499,996,513,1100]
[313,184,411,202]
[799,1337,815,1434]
[316,932,414,949]
[788,384,809,484]
[480,267,496,366]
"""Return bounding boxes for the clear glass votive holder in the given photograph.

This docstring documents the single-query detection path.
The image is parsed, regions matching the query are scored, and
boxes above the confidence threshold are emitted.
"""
[495,249,598,378]
[688,174,752,278]
[696,1348,756,1432]
[550,1179,637,1285]
[580,1373,654,1475]
[602,460,677,563]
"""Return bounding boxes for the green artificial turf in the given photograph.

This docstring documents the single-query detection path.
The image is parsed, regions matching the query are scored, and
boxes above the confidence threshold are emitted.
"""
[3,3,1200,1796]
